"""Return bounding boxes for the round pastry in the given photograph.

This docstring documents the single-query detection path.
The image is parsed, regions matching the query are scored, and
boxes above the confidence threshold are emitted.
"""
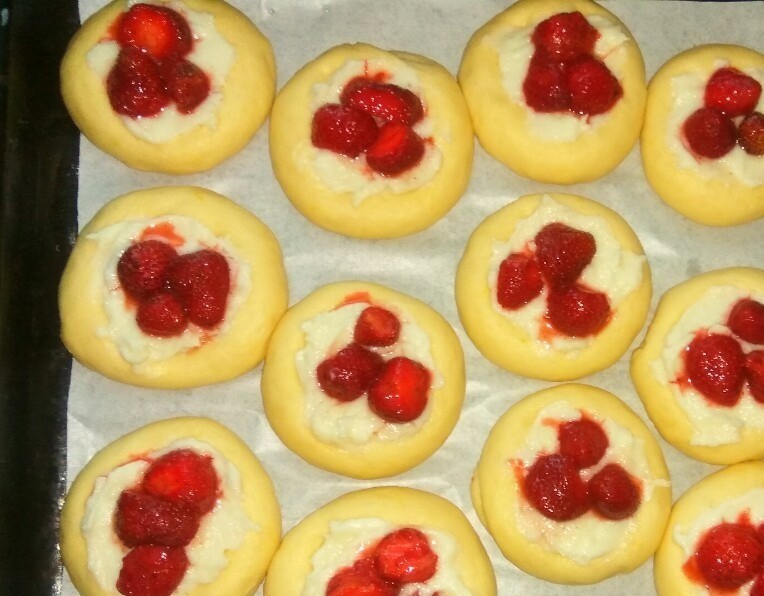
[59,186,288,389]
[60,0,276,174]
[264,486,496,596]
[631,267,764,465]
[269,42,474,239]
[654,461,764,595]
[60,416,281,596]
[471,383,671,585]
[641,44,764,226]
[455,192,651,381]
[260,281,465,479]
[458,0,646,184]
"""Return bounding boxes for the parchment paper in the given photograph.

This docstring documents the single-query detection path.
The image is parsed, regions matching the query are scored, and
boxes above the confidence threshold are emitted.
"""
[64,1,764,594]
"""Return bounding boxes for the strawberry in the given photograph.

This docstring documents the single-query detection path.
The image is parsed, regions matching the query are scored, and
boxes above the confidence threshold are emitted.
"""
[326,558,397,596]
[531,11,599,61]
[340,78,424,126]
[704,67,762,118]
[167,249,230,329]
[557,417,609,469]
[727,298,764,345]
[135,291,188,337]
[523,51,571,113]
[694,523,764,590]
[534,222,596,287]
[522,453,590,521]
[117,3,193,62]
[682,107,737,159]
[738,112,764,156]
[116,545,189,596]
[566,55,622,116]
[745,350,764,403]
[365,123,425,176]
[142,449,219,515]
[496,252,544,310]
[752,576,764,596]
[587,463,641,520]
[107,46,171,118]
[685,333,745,406]
[353,306,401,347]
[117,240,178,300]
[368,357,430,423]
[311,104,379,158]
[316,343,384,402]
[114,489,200,548]
[374,527,438,584]
[546,284,610,337]
[162,58,211,114]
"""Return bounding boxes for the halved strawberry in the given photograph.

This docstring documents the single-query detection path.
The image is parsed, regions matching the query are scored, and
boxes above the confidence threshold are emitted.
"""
[566,55,622,116]
[135,291,188,337]
[142,449,219,515]
[341,77,424,126]
[353,306,401,347]
[738,112,764,156]
[115,489,200,548]
[531,11,599,61]
[685,333,745,406]
[534,222,596,287]
[523,51,571,113]
[326,558,397,596]
[365,123,425,176]
[557,417,609,470]
[727,298,764,345]
[704,67,762,118]
[116,544,189,596]
[311,104,379,158]
[107,46,171,118]
[522,453,590,521]
[316,343,384,402]
[496,253,544,310]
[162,58,211,114]
[374,527,438,584]
[118,3,193,62]
[547,284,610,337]
[117,240,178,300]
[588,463,641,520]
[745,350,764,403]
[167,249,230,329]
[682,107,737,159]
[694,523,764,590]
[367,357,430,423]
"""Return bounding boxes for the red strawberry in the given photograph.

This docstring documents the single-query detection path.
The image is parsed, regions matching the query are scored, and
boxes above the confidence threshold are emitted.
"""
[685,333,745,406]
[311,104,379,158]
[107,46,171,118]
[374,527,438,584]
[531,11,599,61]
[167,249,230,329]
[523,51,571,113]
[326,558,397,596]
[738,112,764,156]
[365,123,425,176]
[114,489,200,548]
[588,463,641,520]
[704,67,762,118]
[116,544,189,596]
[142,449,219,515]
[546,284,610,337]
[694,523,764,590]
[522,453,590,521]
[752,576,764,596]
[566,54,622,116]
[496,253,544,310]
[745,350,764,403]
[117,240,178,300]
[341,78,424,126]
[557,417,609,469]
[135,291,188,337]
[534,222,596,287]
[727,298,764,345]
[316,343,384,402]
[367,357,430,423]
[682,107,737,159]
[353,306,401,347]
[117,3,193,62]
[162,59,211,114]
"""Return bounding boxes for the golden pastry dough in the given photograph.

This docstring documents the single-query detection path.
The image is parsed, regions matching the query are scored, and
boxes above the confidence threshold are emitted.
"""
[458,0,646,184]
[455,192,651,381]
[264,486,496,596]
[631,267,764,464]
[60,417,282,596]
[60,0,275,174]
[654,461,764,596]
[59,186,288,389]
[260,281,465,479]
[641,44,764,226]
[471,383,671,585]
[269,43,474,239]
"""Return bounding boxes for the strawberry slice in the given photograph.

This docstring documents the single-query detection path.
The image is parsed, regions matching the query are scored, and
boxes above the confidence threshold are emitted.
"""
[684,333,745,406]
[547,284,610,337]
[694,523,764,590]
[682,107,737,159]
[107,46,171,118]
[353,306,401,347]
[738,112,764,156]
[522,453,590,521]
[374,527,438,584]
[316,343,384,402]
[142,449,219,515]
[587,463,641,520]
[566,55,623,116]
[365,123,425,176]
[523,51,571,113]
[117,240,178,301]
[326,558,397,596]
[727,298,764,345]
[704,67,762,118]
[115,489,200,548]
[162,58,211,114]
[135,291,188,337]
[745,350,764,403]
[118,3,193,62]
[116,544,189,596]
[531,11,599,61]
[340,77,424,126]
[312,104,379,158]
[167,249,230,329]
[534,222,596,287]
[557,417,609,469]
[367,357,430,423]
[496,253,544,310]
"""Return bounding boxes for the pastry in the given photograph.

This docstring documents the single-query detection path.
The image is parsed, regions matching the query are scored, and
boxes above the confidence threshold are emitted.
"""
[60,0,275,174]
[59,186,288,389]
[471,383,671,585]
[269,42,474,239]
[263,486,496,596]
[260,281,465,478]
[458,0,646,184]
[631,267,764,465]
[654,461,764,595]
[455,192,651,381]
[60,417,281,596]
[641,44,764,226]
